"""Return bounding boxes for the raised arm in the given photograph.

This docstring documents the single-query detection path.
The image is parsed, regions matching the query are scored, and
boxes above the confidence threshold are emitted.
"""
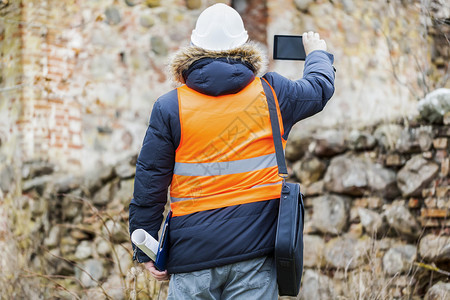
[263,32,335,138]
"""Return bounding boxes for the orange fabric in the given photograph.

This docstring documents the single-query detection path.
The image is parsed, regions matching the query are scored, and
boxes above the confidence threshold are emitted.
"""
[170,78,285,217]
[171,183,282,217]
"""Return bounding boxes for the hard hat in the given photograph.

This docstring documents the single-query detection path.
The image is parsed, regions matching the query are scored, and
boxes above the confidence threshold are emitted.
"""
[191,3,248,51]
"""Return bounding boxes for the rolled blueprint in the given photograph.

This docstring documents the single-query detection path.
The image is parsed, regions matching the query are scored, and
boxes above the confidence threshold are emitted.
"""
[131,229,159,261]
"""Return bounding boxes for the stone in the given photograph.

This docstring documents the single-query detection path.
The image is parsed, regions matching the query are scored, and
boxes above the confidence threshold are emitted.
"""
[342,0,355,13]
[385,153,405,167]
[418,126,434,151]
[186,0,202,10]
[285,131,312,161]
[105,6,121,25]
[22,160,54,179]
[53,175,82,194]
[125,0,139,6]
[348,223,363,238]
[384,204,421,238]
[303,235,325,267]
[60,236,77,257]
[382,245,417,275]
[433,137,448,149]
[96,239,111,256]
[103,219,129,243]
[44,226,61,248]
[294,0,314,11]
[311,130,347,157]
[311,194,350,235]
[29,196,46,217]
[397,155,439,197]
[418,88,450,124]
[324,236,369,269]
[22,175,52,195]
[324,154,399,198]
[349,206,360,223]
[78,259,104,288]
[358,208,384,236]
[425,282,450,300]
[114,160,135,179]
[418,234,450,262]
[115,179,134,206]
[84,165,115,195]
[374,124,403,151]
[113,243,132,275]
[323,155,366,195]
[151,36,168,56]
[302,180,324,196]
[0,165,14,193]
[348,130,377,150]
[62,191,83,220]
[367,197,384,209]
[102,274,125,300]
[139,15,155,28]
[70,229,90,241]
[292,156,326,186]
[93,182,112,206]
[436,186,449,198]
[397,128,421,153]
[75,240,93,260]
[444,112,450,125]
[145,0,160,7]
[436,150,448,162]
[441,157,449,177]
[299,270,336,300]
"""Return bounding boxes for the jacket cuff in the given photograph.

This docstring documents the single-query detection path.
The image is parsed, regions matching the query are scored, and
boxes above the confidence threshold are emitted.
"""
[307,50,334,65]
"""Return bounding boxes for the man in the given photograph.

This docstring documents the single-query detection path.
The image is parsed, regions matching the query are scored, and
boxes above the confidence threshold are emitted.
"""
[129,3,335,299]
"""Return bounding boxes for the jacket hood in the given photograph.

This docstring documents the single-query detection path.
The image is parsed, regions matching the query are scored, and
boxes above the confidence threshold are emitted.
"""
[169,42,268,85]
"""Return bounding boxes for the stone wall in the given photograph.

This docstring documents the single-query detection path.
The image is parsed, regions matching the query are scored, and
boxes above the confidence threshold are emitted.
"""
[1,90,448,299]
[0,0,449,299]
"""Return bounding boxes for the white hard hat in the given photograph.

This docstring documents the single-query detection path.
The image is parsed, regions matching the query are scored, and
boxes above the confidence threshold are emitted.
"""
[191,3,248,51]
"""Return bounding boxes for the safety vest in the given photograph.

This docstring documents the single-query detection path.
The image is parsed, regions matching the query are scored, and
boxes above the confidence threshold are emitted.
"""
[170,78,285,217]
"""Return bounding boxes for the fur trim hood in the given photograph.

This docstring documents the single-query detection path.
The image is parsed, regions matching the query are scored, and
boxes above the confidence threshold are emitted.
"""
[168,42,268,84]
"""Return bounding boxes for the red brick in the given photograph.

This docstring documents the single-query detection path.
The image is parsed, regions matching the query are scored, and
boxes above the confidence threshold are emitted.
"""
[421,208,448,218]
[408,198,420,208]
[433,138,448,149]
[441,158,449,178]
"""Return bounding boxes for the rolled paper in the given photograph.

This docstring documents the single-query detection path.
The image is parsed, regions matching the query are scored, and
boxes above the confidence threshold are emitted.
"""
[131,229,159,261]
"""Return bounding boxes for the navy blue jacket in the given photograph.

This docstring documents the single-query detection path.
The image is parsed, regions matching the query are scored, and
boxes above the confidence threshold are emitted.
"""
[129,50,335,273]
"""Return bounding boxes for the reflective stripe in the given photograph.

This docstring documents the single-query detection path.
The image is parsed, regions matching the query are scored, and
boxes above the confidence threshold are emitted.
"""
[170,181,282,203]
[173,153,277,177]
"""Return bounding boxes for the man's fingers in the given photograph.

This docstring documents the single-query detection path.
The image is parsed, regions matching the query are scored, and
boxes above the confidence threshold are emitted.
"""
[144,261,169,281]
[314,32,320,39]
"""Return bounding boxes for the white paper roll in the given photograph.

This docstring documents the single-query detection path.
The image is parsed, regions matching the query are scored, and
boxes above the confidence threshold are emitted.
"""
[131,229,159,261]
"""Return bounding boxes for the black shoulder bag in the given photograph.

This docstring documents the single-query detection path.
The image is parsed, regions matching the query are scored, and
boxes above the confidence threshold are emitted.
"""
[261,78,305,297]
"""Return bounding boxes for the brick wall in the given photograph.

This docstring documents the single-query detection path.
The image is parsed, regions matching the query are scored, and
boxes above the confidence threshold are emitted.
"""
[0,0,447,175]
[17,0,82,168]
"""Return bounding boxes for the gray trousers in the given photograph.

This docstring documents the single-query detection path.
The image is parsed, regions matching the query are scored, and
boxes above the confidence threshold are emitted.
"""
[167,256,278,300]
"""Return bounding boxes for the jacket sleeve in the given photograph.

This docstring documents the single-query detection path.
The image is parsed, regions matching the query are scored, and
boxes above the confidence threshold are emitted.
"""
[129,99,176,263]
[263,50,335,139]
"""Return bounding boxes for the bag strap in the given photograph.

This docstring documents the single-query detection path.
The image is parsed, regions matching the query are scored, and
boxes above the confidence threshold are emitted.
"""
[261,78,288,178]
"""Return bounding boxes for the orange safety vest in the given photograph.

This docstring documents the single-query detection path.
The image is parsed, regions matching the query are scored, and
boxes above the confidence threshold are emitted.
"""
[170,78,286,217]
